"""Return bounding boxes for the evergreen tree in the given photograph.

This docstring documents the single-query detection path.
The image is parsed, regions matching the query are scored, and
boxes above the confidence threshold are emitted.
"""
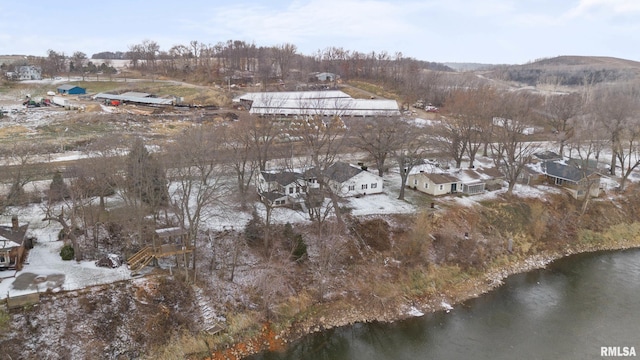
[126,138,168,209]
[49,170,69,201]
[244,209,264,248]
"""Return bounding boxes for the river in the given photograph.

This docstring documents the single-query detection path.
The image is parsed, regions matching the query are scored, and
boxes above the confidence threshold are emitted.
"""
[247,249,640,360]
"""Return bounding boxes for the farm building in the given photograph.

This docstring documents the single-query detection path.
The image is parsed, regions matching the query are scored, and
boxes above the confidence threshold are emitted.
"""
[57,84,86,95]
[93,92,175,106]
[309,72,339,82]
[234,90,400,117]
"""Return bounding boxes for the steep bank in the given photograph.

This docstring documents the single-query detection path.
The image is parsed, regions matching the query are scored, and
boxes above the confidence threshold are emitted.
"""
[201,190,640,360]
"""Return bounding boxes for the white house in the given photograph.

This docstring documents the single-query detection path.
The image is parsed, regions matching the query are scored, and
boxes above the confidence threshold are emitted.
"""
[14,65,42,80]
[407,171,461,196]
[257,171,306,206]
[324,162,384,197]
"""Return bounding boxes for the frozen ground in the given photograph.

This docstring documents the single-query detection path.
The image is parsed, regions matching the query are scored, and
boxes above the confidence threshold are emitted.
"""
[0,204,131,300]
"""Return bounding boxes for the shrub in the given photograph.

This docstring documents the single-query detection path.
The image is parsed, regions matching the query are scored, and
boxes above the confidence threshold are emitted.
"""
[352,218,391,252]
[244,210,264,248]
[283,223,307,262]
[60,244,75,260]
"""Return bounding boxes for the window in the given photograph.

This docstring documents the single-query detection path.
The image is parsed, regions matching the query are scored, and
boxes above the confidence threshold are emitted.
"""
[425,183,429,189]
[289,187,294,194]
[361,184,368,190]
[414,179,418,185]
[296,186,300,193]
[371,183,377,189]
[439,184,444,190]
[275,200,285,205]
[348,185,355,191]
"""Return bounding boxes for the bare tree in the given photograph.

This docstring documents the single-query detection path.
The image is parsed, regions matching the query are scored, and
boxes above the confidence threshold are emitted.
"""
[291,95,352,227]
[542,92,583,156]
[442,85,497,168]
[490,93,542,193]
[614,119,640,191]
[353,116,404,176]
[432,118,467,169]
[81,133,124,211]
[222,122,258,209]
[569,116,608,213]
[0,142,42,205]
[592,85,639,175]
[393,122,430,200]
[272,43,297,80]
[245,99,283,171]
[70,51,87,79]
[167,126,228,272]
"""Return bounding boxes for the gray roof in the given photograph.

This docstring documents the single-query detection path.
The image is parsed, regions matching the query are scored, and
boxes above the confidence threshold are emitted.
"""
[261,171,302,186]
[233,90,351,103]
[120,91,152,98]
[543,161,596,183]
[534,151,562,161]
[0,224,28,245]
[325,162,363,183]
[93,93,174,105]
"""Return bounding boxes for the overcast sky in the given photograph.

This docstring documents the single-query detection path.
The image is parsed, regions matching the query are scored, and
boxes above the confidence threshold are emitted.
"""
[1,0,638,65]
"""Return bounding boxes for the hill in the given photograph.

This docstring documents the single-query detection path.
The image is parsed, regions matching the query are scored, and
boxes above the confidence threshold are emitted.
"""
[483,55,640,87]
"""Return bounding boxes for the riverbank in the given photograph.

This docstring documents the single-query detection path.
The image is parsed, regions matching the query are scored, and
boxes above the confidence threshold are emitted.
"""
[201,193,640,360]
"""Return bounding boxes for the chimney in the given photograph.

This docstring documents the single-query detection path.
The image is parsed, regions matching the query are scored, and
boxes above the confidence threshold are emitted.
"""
[11,216,18,231]
[361,165,368,171]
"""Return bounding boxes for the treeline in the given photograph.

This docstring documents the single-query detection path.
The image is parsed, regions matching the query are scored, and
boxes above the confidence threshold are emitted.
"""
[35,39,461,107]
[490,64,638,86]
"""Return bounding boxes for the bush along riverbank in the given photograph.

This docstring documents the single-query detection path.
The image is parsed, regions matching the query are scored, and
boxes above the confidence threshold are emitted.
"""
[163,189,640,360]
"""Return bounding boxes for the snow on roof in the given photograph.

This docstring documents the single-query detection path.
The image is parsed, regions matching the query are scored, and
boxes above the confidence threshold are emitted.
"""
[233,90,351,103]
[249,97,400,117]
[120,91,151,98]
[233,90,400,117]
[0,239,20,249]
[93,93,174,105]
[410,166,503,184]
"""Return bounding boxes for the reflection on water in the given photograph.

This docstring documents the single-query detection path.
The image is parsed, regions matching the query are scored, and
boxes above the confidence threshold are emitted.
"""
[247,249,640,360]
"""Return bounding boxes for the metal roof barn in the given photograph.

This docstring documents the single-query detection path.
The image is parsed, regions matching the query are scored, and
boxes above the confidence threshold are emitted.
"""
[233,90,351,103]
[235,90,399,117]
[57,84,86,95]
[93,93,174,105]
[249,97,400,117]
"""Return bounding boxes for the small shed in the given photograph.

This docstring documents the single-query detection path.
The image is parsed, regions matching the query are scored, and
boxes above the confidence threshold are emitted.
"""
[57,84,86,95]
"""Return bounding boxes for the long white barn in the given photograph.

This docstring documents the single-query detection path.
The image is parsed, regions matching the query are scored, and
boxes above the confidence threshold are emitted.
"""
[234,90,400,117]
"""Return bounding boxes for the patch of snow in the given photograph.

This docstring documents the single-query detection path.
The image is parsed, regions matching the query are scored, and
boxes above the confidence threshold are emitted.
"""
[441,301,453,313]
[346,193,416,216]
[407,306,424,317]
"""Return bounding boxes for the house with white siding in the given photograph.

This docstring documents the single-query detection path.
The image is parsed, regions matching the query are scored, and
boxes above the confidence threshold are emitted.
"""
[325,162,384,197]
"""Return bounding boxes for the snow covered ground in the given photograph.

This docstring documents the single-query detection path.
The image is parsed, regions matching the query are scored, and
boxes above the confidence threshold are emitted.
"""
[0,204,131,300]
[0,145,634,303]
